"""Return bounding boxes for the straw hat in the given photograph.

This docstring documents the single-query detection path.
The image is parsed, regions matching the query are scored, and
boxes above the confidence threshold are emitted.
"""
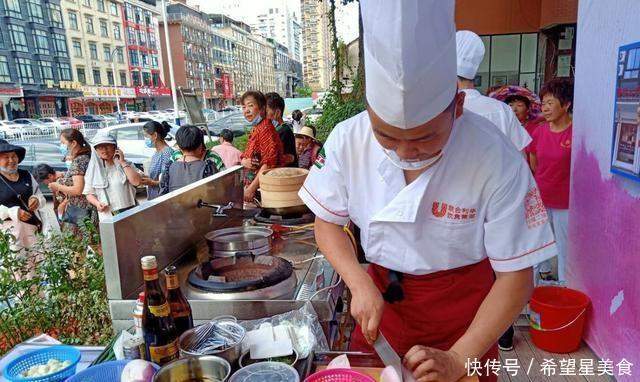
[294,126,315,140]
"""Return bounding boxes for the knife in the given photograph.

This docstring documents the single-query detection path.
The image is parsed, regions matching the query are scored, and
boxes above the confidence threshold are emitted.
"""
[373,332,404,381]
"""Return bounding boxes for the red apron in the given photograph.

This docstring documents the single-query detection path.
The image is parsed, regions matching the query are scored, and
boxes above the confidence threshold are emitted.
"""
[351,259,498,382]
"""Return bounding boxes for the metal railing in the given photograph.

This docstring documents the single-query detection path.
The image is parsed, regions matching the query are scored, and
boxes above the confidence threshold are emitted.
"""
[3,121,119,142]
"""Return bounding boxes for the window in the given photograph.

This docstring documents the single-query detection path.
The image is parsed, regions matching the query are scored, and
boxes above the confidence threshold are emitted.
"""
[15,58,34,83]
[27,0,44,23]
[144,10,151,26]
[103,45,111,61]
[152,72,160,87]
[128,48,139,66]
[124,3,133,20]
[127,26,136,44]
[69,12,78,30]
[77,67,86,83]
[39,61,54,82]
[8,25,28,52]
[0,57,11,82]
[97,0,105,12]
[110,1,118,16]
[4,0,21,18]
[82,0,91,7]
[100,20,108,37]
[115,126,141,140]
[142,71,151,86]
[148,32,156,49]
[119,71,127,86]
[131,71,141,86]
[106,70,114,85]
[115,48,124,63]
[93,69,101,85]
[58,62,72,81]
[141,52,148,67]
[113,23,121,40]
[151,54,158,69]
[72,40,82,57]
[89,42,98,60]
[33,30,49,55]
[48,3,63,28]
[137,30,146,46]
[85,16,94,34]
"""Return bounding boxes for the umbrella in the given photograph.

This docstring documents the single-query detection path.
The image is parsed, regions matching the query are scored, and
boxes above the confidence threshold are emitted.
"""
[488,85,542,123]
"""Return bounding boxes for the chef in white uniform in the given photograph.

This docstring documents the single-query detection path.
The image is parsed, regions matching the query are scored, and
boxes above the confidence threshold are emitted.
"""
[456,30,532,154]
[299,1,556,381]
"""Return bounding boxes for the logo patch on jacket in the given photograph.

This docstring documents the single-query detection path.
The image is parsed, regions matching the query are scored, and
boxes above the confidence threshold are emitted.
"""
[313,147,326,169]
[432,201,476,221]
[524,187,548,228]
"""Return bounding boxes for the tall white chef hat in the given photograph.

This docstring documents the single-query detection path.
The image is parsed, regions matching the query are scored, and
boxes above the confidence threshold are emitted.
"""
[456,30,485,80]
[362,0,457,129]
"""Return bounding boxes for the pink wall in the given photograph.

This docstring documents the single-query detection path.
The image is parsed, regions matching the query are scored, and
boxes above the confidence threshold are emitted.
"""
[572,1,640,379]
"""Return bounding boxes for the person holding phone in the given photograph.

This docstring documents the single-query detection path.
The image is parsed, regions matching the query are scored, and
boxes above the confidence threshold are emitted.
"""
[83,131,142,218]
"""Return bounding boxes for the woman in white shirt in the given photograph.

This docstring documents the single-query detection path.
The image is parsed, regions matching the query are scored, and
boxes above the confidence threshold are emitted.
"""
[83,132,142,218]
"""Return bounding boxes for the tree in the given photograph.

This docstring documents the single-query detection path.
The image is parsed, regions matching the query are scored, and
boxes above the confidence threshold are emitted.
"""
[296,85,313,97]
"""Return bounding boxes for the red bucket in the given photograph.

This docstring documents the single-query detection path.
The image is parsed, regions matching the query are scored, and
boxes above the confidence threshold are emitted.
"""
[529,286,590,353]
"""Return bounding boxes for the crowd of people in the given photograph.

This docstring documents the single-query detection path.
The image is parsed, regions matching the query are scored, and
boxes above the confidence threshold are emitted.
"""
[0,90,321,250]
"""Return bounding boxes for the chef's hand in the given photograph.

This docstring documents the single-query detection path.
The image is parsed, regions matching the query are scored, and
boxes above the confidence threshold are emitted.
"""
[351,278,384,344]
[403,346,466,382]
[27,196,39,211]
[95,202,110,213]
[244,185,257,202]
[18,209,32,222]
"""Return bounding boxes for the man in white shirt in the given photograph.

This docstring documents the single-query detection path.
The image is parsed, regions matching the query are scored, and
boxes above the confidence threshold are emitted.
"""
[299,1,556,381]
[456,30,531,154]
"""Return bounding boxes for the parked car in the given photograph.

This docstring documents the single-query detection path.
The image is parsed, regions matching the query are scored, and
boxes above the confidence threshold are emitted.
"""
[76,114,104,123]
[39,117,70,130]
[100,114,118,124]
[59,116,83,129]
[12,119,55,134]
[206,112,250,137]
[302,107,323,123]
[0,120,26,139]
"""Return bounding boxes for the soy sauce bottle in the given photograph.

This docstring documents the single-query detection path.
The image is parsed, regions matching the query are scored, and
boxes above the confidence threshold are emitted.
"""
[164,266,193,337]
[140,256,179,365]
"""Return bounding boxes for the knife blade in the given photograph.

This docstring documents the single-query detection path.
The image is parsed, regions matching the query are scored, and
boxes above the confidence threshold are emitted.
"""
[373,332,403,381]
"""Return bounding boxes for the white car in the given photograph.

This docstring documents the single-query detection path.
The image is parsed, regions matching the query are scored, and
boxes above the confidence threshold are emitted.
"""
[0,120,27,139]
[12,119,55,135]
[39,117,70,130]
[302,108,323,123]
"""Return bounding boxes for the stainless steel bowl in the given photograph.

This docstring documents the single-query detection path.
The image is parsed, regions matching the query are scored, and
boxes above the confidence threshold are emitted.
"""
[178,320,246,364]
[153,355,231,382]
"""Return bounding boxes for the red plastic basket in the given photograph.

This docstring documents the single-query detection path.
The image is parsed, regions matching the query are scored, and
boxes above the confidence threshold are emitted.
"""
[304,369,377,382]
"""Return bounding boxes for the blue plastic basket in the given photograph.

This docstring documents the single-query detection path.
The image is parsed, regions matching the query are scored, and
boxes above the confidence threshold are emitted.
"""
[3,345,81,382]
[66,360,160,382]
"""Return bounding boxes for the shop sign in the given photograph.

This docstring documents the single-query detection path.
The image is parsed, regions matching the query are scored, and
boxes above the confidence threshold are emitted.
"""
[46,80,83,90]
[81,86,137,98]
[135,86,172,97]
[222,73,232,99]
[0,87,23,97]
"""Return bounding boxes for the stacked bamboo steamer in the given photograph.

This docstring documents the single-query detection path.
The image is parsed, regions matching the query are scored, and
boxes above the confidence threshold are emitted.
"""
[259,167,309,208]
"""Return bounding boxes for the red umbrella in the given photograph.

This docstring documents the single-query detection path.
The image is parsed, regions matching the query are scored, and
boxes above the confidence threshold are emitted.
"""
[488,85,542,123]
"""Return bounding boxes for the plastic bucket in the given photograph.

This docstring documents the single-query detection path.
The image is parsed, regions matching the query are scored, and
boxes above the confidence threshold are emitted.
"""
[529,286,590,353]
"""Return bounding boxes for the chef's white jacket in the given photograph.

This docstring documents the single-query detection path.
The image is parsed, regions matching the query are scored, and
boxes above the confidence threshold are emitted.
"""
[461,88,531,152]
[299,111,556,275]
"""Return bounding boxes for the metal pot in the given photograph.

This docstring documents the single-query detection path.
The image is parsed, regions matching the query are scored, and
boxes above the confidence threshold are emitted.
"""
[153,355,231,382]
[178,319,246,364]
[205,226,273,258]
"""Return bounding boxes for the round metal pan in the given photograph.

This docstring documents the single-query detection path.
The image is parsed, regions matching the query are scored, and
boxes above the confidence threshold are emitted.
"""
[253,198,311,216]
[205,226,273,256]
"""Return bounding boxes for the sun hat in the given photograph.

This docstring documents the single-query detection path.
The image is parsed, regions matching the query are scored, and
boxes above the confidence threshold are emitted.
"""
[0,139,26,162]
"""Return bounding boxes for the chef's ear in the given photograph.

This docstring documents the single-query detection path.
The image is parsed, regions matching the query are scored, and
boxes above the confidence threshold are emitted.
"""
[454,91,466,119]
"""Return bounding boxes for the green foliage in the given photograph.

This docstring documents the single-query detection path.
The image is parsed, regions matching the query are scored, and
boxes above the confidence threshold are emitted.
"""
[0,223,112,355]
[233,133,249,152]
[296,85,313,98]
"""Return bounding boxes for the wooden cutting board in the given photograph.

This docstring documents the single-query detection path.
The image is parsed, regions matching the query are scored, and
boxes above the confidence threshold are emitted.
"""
[315,366,479,381]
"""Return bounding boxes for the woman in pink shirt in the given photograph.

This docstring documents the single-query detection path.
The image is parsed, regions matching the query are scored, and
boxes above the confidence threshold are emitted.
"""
[212,129,242,168]
[529,78,574,284]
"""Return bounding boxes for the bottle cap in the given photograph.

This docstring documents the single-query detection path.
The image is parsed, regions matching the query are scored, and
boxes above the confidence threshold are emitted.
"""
[140,256,157,270]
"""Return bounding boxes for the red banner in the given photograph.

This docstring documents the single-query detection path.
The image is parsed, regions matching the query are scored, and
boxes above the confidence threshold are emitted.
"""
[222,74,232,99]
[135,86,172,97]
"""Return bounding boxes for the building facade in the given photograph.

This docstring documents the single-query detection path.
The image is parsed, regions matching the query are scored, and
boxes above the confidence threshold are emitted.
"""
[61,0,135,115]
[0,0,80,119]
[456,0,578,93]
[159,1,234,109]
[300,0,333,92]
[122,0,171,110]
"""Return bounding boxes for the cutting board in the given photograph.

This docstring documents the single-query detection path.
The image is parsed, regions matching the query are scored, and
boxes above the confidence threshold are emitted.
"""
[315,366,479,381]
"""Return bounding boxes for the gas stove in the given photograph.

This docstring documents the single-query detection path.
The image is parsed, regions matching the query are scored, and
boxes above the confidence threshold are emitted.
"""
[253,209,316,225]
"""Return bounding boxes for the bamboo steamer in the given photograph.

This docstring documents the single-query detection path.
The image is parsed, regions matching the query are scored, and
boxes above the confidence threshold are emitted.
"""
[259,168,309,208]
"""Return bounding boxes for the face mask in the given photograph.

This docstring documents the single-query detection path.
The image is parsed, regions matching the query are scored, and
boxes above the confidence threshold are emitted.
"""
[65,160,73,170]
[59,143,68,156]
[250,114,263,126]
[0,166,17,175]
[144,138,154,148]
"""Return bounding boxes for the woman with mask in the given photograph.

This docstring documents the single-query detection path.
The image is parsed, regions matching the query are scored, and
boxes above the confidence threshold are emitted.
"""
[0,140,47,250]
[295,126,322,169]
[47,128,96,230]
[140,120,173,200]
[240,90,285,202]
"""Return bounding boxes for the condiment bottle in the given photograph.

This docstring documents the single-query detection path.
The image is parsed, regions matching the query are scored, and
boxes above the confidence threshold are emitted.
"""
[164,266,193,337]
[140,256,179,365]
